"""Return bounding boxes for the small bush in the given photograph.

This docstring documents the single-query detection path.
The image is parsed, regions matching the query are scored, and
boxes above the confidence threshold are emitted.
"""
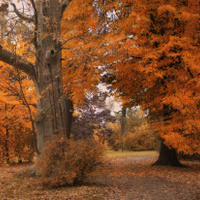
[36,136,103,188]
[123,131,157,151]
[106,123,121,151]
[108,132,121,151]
[107,110,159,151]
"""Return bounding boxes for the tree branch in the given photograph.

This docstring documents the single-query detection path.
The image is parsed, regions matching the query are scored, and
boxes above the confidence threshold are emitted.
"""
[17,69,40,155]
[60,0,72,17]
[30,0,37,22]
[30,0,37,13]
[11,3,35,23]
[61,32,87,48]
[0,45,36,82]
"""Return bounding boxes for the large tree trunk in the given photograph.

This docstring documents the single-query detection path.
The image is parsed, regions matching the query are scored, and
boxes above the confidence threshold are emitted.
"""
[34,0,72,153]
[153,142,183,167]
[0,0,73,154]
[153,104,183,167]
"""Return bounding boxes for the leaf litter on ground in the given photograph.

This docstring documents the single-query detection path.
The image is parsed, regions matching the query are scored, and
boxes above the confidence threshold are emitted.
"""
[0,156,199,200]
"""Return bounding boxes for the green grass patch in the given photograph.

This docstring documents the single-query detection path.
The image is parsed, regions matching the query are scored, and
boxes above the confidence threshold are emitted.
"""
[103,150,158,158]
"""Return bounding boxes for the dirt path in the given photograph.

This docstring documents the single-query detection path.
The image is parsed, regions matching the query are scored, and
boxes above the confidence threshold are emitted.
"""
[0,156,200,200]
[88,156,200,200]
[92,174,199,200]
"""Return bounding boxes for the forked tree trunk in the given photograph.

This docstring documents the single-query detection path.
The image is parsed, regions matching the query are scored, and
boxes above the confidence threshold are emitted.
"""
[153,142,183,167]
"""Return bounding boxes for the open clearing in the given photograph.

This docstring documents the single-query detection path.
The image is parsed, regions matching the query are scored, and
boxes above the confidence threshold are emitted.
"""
[0,151,199,200]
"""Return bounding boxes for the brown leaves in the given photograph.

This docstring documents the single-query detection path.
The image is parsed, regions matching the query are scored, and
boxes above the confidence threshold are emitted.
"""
[36,136,103,188]
[0,155,200,199]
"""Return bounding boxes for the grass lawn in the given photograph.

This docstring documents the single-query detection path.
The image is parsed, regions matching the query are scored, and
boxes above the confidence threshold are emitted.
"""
[103,149,158,158]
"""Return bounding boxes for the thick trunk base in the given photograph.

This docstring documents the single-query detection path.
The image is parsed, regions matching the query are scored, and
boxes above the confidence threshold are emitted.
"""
[153,142,184,167]
[36,94,73,154]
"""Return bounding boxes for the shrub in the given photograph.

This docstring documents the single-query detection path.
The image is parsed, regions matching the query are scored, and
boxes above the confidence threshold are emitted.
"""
[123,131,157,151]
[36,136,103,188]
[107,119,157,151]
[106,122,121,151]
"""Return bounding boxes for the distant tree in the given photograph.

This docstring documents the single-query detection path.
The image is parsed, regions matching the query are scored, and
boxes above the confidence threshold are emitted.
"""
[72,93,115,142]
[108,107,157,151]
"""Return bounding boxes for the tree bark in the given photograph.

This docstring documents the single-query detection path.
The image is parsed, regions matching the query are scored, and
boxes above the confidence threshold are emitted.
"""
[0,0,73,154]
[5,104,9,163]
[153,105,183,167]
[5,126,9,164]
[153,141,183,167]
[121,107,126,152]
[33,0,73,153]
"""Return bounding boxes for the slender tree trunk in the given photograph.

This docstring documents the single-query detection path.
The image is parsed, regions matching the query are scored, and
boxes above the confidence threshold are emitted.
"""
[17,70,40,155]
[5,126,9,164]
[121,107,126,152]
[66,97,73,139]
[4,104,9,163]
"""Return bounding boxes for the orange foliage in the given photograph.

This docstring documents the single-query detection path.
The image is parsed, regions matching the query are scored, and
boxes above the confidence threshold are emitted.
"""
[36,136,103,187]
[105,0,200,154]
[0,62,37,163]
[61,1,104,105]
[0,0,199,157]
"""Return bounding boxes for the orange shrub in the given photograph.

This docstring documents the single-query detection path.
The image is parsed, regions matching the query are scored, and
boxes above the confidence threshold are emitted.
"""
[36,136,103,188]
[123,131,157,151]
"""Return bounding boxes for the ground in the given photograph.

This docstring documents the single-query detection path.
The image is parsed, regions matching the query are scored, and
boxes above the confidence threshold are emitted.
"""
[0,154,200,200]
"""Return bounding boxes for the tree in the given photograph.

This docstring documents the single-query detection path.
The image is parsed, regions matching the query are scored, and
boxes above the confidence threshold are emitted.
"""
[107,106,157,151]
[0,62,37,163]
[0,0,100,153]
[72,93,115,141]
[104,0,200,166]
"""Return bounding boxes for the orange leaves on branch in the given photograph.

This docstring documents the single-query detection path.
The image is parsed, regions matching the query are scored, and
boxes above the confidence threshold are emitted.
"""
[104,0,200,155]
[0,60,37,162]
[61,2,109,106]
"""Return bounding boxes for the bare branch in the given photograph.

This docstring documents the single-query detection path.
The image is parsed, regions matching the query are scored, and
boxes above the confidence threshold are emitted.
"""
[187,67,195,79]
[0,45,36,82]
[17,69,40,155]
[60,0,72,17]
[30,0,37,21]
[61,32,87,47]
[11,3,35,23]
